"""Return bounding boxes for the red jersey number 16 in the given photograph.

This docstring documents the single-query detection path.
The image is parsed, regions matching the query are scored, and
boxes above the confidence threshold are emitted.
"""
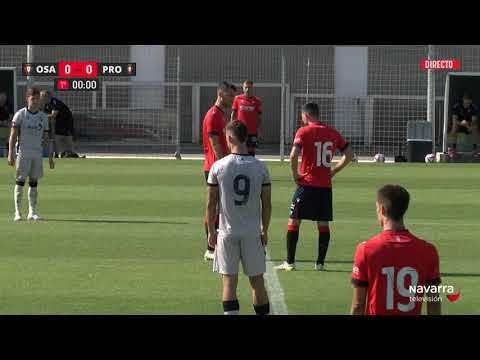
[314,141,333,168]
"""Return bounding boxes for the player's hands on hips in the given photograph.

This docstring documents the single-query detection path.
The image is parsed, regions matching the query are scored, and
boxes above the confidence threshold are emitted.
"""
[49,158,55,169]
[7,153,14,166]
[261,231,268,247]
[208,231,217,248]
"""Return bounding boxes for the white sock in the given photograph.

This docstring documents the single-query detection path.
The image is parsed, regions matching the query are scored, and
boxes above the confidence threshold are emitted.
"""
[28,186,38,215]
[223,310,239,315]
[14,185,24,215]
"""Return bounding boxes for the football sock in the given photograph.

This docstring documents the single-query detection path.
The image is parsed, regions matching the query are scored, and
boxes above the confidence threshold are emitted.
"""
[286,224,299,264]
[28,182,38,215]
[223,300,239,315]
[253,302,270,315]
[14,183,24,214]
[317,226,330,265]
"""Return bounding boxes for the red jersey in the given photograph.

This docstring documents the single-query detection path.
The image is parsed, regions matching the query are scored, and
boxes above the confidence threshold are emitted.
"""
[202,105,228,172]
[351,229,441,315]
[293,122,348,188]
[232,94,262,135]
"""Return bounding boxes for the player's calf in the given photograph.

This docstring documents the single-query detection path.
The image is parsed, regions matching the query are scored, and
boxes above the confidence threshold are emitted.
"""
[316,223,330,269]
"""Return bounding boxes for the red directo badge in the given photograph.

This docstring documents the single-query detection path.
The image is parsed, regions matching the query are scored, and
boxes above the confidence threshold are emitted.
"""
[421,59,461,70]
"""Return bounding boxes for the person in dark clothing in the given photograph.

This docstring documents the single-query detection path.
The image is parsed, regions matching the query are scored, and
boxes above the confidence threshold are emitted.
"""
[40,90,79,158]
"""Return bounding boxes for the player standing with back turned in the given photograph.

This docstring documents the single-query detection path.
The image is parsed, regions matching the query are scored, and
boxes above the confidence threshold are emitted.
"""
[206,120,272,315]
[350,185,441,315]
[275,102,353,271]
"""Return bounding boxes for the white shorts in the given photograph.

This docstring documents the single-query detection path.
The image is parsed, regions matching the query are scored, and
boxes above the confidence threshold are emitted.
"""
[213,232,266,277]
[16,154,43,181]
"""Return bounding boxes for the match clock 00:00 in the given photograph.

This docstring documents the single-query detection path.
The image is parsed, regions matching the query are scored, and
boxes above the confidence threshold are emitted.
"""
[54,78,99,91]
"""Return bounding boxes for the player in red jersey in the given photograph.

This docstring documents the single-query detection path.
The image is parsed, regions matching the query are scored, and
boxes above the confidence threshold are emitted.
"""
[202,81,236,261]
[275,102,353,271]
[350,185,442,315]
[231,80,262,155]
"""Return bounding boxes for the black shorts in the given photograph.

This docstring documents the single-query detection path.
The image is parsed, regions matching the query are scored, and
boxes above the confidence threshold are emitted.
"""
[289,186,333,222]
[247,134,258,148]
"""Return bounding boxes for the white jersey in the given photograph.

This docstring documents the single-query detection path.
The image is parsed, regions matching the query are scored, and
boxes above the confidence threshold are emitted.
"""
[207,154,271,236]
[12,107,49,158]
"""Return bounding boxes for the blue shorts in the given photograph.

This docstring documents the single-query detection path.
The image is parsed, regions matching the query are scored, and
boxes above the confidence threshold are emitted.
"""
[289,186,333,222]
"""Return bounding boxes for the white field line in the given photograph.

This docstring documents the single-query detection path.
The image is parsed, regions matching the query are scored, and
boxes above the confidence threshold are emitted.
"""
[264,251,289,315]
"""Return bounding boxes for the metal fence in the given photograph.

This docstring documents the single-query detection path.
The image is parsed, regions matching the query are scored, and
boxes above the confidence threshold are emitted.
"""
[3,45,480,157]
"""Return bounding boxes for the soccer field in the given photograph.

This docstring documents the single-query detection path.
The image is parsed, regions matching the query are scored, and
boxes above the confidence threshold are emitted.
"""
[0,159,478,314]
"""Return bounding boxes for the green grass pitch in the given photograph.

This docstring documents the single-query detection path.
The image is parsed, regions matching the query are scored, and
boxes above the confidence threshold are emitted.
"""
[0,159,478,314]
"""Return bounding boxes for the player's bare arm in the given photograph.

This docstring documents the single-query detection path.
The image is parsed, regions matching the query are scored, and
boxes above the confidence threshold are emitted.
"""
[7,126,18,166]
[331,145,354,178]
[257,113,262,139]
[260,185,272,246]
[289,145,303,183]
[350,285,367,315]
[231,109,237,122]
[206,185,219,248]
[43,131,55,169]
[426,289,441,315]
[209,134,226,160]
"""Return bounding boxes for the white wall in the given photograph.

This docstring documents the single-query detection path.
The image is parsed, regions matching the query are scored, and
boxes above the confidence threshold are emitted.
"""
[334,46,368,138]
[129,45,166,108]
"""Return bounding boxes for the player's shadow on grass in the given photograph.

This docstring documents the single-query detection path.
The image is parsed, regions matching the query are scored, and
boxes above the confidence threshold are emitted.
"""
[270,259,353,264]
[47,219,189,225]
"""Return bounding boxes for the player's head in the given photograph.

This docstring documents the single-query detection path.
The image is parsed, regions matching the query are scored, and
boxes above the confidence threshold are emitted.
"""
[217,81,236,108]
[376,184,410,226]
[39,90,51,105]
[26,87,41,111]
[301,102,320,124]
[243,80,254,97]
[463,93,472,108]
[0,92,6,106]
[225,120,248,151]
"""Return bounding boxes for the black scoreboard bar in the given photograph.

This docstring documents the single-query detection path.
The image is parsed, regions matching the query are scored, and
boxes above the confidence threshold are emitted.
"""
[22,63,136,77]
[98,63,136,76]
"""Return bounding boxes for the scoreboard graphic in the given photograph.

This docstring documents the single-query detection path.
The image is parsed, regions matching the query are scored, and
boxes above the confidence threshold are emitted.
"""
[22,62,136,91]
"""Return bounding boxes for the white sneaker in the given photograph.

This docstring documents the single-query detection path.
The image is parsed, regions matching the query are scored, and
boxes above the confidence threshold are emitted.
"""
[27,213,43,221]
[275,261,295,271]
[14,213,22,222]
[204,250,214,261]
[315,263,325,271]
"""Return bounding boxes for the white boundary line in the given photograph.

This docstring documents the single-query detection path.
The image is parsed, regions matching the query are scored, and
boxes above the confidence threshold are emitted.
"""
[264,251,289,315]
[83,155,395,163]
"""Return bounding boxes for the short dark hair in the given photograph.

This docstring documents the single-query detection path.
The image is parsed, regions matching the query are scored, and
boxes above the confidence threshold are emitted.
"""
[26,87,40,97]
[377,185,410,221]
[301,102,319,119]
[226,120,248,144]
[463,93,472,100]
[244,80,253,86]
[217,81,236,93]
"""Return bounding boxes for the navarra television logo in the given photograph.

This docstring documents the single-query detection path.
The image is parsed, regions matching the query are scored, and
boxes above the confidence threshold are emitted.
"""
[408,284,461,303]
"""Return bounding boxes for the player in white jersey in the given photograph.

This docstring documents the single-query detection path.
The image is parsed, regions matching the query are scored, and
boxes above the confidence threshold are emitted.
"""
[206,120,272,315]
[7,87,55,221]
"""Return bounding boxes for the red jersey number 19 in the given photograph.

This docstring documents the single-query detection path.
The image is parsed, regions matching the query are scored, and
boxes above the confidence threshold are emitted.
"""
[381,266,418,312]
[314,141,333,168]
